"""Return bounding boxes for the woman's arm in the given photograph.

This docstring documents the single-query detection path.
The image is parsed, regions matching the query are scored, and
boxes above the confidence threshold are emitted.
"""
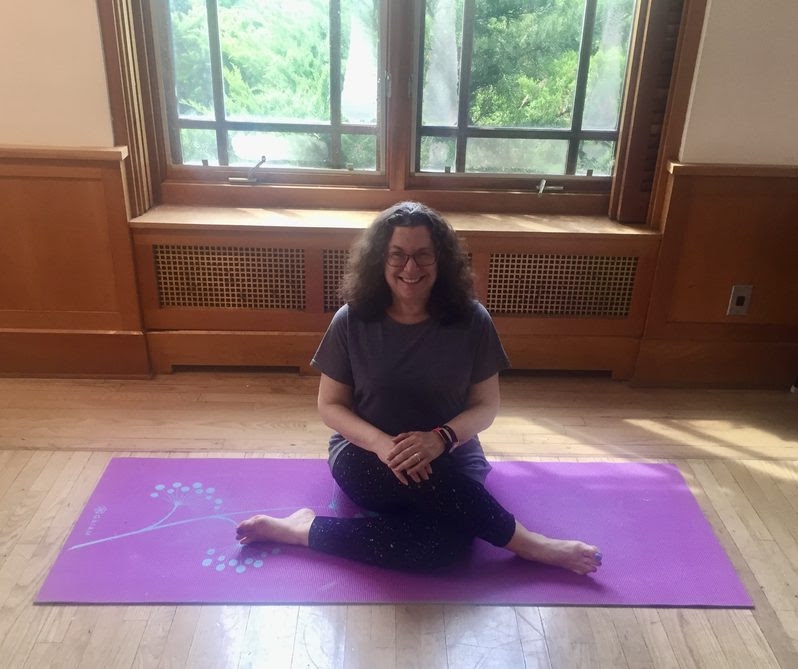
[387,373,501,473]
[317,373,411,483]
[443,373,501,446]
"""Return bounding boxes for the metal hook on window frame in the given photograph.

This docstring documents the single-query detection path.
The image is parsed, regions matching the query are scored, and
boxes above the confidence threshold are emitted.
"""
[228,155,267,184]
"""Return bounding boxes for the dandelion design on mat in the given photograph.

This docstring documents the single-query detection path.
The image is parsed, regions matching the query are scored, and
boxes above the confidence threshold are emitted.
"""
[65,477,295,576]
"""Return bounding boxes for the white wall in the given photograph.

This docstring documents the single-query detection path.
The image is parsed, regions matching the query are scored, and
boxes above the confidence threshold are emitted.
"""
[681,0,798,165]
[0,1,113,147]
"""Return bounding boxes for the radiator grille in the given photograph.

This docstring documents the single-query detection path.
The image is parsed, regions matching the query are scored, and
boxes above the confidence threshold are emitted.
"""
[487,254,638,317]
[153,245,305,310]
[323,249,349,312]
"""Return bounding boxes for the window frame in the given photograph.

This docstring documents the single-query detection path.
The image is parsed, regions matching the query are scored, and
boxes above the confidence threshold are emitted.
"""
[98,0,700,220]
[411,0,621,184]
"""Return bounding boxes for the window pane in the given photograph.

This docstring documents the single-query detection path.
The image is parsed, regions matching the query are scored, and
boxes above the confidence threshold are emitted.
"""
[421,0,464,126]
[342,134,377,170]
[577,140,615,176]
[170,0,214,120]
[419,136,457,172]
[180,129,218,165]
[341,0,380,124]
[465,138,568,174]
[583,0,636,130]
[219,0,331,123]
[229,131,330,168]
[469,0,584,129]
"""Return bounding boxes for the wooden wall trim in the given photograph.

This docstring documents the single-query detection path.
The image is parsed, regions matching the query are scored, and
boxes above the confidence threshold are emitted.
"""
[0,330,150,377]
[96,0,160,216]
[146,331,323,374]
[647,0,709,228]
[610,0,694,224]
[633,340,798,388]
[667,161,798,178]
[145,331,641,381]
[0,146,129,162]
[131,205,657,237]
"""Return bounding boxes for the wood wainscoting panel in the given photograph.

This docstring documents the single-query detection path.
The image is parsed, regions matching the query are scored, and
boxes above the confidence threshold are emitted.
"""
[0,146,149,376]
[636,163,798,388]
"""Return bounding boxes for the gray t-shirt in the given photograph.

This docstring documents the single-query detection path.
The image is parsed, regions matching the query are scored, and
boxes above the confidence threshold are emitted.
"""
[310,301,510,483]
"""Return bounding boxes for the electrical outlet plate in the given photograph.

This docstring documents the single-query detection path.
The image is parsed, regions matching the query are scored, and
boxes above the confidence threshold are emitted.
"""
[727,284,753,316]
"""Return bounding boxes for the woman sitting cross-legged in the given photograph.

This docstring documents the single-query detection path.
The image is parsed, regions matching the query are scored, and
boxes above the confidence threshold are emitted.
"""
[237,201,602,575]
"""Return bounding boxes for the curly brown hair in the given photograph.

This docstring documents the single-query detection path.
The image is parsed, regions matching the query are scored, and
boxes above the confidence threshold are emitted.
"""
[339,201,475,324]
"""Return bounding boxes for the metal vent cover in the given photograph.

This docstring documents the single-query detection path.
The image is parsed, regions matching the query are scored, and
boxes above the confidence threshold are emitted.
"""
[153,245,305,310]
[487,254,638,317]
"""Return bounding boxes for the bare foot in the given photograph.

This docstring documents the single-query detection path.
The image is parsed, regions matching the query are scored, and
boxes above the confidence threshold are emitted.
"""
[236,508,316,547]
[506,522,602,575]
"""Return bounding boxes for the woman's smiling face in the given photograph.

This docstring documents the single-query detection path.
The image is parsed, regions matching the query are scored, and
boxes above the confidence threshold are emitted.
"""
[384,225,438,309]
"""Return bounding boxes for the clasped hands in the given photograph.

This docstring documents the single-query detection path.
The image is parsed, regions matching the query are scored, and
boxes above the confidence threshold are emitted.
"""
[384,430,445,485]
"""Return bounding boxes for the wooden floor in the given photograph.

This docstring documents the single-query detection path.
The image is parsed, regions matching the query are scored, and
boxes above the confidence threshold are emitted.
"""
[1,370,797,668]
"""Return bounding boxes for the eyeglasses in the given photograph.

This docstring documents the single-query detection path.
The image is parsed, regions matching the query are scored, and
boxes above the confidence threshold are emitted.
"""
[385,250,437,267]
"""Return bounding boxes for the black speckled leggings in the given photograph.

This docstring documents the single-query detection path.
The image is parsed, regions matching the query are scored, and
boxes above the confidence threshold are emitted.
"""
[307,445,516,571]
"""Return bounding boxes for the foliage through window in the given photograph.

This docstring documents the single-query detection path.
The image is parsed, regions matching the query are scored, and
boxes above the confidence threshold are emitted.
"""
[158,0,380,170]
[419,0,635,177]
[156,0,635,183]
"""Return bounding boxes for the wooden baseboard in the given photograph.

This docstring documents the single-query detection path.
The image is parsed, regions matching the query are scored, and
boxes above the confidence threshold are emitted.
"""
[500,335,640,380]
[633,340,798,388]
[146,331,325,374]
[148,331,640,380]
[0,330,150,377]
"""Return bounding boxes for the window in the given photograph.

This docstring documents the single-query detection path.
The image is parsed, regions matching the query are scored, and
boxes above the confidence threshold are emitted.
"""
[153,0,632,182]
[416,0,634,179]
[99,0,689,218]
[156,0,382,172]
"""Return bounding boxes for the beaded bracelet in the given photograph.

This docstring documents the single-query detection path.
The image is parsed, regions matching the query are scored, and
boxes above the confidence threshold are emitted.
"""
[433,424,459,453]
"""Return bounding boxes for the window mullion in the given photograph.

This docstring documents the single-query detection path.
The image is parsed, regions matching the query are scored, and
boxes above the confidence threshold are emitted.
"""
[567,0,598,175]
[413,1,427,173]
[329,0,343,169]
[205,0,229,165]
[455,0,476,173]
[156,0,182,165]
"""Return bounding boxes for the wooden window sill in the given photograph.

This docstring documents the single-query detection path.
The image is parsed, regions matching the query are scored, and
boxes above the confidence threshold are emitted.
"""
[131,205,659,238]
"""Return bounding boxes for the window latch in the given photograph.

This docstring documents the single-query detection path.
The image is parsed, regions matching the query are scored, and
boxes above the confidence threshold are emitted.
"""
[537,178,565,196]
[228,155,267,184]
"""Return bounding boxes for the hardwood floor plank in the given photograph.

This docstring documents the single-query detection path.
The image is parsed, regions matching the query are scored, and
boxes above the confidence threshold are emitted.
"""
[632,609,680,668]
[658,609,727,669]
[130,606,177,669]
[184,605,249,669]
[238,606,299,669]
[606,608,657,668]
[394,605,447,669]
[585,608,629,668]
[514,607,553,669]
[290,606,347,669]
[539,607,599,669]
[444,605,526,668]
[157,605,202,669]
[343,605,396,669]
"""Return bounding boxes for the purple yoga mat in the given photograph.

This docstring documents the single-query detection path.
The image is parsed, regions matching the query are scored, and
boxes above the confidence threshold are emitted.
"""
[36,458,752,607]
